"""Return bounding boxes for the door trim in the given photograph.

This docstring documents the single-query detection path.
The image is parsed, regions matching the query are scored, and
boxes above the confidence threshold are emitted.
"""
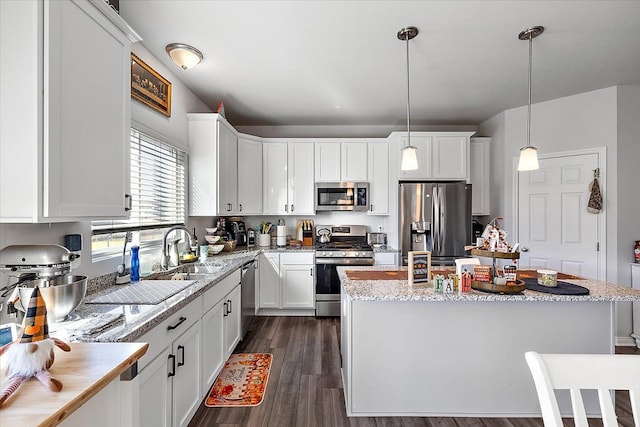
[512,147,607,281]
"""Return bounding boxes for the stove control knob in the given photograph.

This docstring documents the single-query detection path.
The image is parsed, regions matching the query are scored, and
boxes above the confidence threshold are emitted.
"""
[341,252,346,257]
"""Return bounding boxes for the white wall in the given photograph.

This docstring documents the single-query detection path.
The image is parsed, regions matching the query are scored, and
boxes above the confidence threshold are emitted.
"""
[479,85,640,342]
[0,43,212,280]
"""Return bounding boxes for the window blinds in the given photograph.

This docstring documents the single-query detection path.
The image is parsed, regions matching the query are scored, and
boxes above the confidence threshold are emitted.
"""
[92,129,187,234]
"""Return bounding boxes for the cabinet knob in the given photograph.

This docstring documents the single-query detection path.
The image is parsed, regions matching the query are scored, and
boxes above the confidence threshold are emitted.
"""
[239,203,243,212]
[370,204,373,212]
[291,204,295,212]
[310,267,313,276]
[521,247,529,252]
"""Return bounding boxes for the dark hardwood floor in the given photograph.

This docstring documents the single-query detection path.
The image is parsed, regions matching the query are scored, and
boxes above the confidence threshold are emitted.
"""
[188,316,639,427]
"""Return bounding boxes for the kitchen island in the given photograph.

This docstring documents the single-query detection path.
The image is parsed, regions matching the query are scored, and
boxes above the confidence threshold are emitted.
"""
[0,342,148,427]
[338,266,640,418]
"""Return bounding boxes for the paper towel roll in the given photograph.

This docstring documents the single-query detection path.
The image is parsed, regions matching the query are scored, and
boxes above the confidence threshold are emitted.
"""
[276,225,287,247]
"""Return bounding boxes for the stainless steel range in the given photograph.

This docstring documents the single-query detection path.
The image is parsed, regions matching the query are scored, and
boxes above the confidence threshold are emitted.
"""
[315,225,374,317]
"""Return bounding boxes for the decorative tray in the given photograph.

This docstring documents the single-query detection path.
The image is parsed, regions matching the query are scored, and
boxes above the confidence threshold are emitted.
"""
[470,248,520,259]
[471,279,526,294]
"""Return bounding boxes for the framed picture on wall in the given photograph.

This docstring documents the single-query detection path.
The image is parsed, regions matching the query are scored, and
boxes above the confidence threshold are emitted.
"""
[131,53,172,117]
[408,251,431,287]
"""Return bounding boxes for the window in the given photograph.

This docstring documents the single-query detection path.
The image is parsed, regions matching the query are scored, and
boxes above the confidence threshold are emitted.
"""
[92,128,187,261]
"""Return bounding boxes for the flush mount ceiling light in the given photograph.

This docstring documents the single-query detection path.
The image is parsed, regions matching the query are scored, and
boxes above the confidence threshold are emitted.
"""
[398,26,419,171]
[165,43,203,70]
[517,26,544,171]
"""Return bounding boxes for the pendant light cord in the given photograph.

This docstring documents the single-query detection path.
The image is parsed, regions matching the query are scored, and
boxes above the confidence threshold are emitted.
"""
[405,35,412,147]
[527,32,533,149]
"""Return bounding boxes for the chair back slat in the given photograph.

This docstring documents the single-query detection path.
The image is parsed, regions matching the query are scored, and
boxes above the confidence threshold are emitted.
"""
[525,351,640,427]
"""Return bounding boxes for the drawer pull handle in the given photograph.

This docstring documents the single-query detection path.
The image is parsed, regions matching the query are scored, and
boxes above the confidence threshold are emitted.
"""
[227,299,232,314]
[223,302,228,317]
[167,316,187,331]
[177,345,185,367]
[168,354,176,377]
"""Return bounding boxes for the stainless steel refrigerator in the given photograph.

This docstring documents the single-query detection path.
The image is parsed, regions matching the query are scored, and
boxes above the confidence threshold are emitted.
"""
[399,182,472,266]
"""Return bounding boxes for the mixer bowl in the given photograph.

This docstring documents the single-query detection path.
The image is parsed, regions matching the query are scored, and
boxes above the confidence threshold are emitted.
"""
[17,275,88,322]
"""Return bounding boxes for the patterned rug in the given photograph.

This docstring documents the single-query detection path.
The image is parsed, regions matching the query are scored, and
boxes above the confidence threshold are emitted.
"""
[205,353,273,407]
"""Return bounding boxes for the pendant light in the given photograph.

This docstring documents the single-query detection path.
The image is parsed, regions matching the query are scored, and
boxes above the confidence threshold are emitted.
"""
[398,26,419,171]
[165,43,204,70]
[517,26,544,171]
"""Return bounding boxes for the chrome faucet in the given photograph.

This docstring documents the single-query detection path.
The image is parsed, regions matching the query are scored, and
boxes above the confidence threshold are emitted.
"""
[161,226,197,270]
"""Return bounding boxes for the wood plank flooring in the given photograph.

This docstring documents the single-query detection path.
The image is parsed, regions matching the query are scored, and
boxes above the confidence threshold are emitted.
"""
[188,316,639,427]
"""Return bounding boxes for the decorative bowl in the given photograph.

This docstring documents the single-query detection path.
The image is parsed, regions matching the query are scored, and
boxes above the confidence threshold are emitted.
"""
[222,240,237,252]
[209,244,224,255]
[205,227,217,234]
[205,235,221,244]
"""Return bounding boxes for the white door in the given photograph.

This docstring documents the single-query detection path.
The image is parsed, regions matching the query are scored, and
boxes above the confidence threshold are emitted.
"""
[432,136,468,180]
[281,263,315,309]
[259,253,280,308]
[238,137,262,214]
[201,299,225,395]
[288,142,315,215]
[315,141,341,182]
[263,142,288,215]
[138,349,172,427]
[518,152,602,279]
[217,121,238,214]
[367,141,389,214]
[341,141,368,182]
[172,322,202,427]
[224,286,242,355]
[399,135,432,179]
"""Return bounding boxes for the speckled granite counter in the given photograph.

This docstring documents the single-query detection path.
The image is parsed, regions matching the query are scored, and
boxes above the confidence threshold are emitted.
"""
[52,251,259,343]
[339,265,635,418]
[338,265,640,302]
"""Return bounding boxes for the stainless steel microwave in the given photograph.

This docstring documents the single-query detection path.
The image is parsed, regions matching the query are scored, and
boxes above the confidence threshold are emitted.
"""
[315,182,369,212]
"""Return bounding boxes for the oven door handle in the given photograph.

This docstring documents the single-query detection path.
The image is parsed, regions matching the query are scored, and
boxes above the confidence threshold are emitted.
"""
[315,258,375,266]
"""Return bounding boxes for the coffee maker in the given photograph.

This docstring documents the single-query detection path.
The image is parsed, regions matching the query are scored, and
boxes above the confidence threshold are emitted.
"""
[226,220,247,246]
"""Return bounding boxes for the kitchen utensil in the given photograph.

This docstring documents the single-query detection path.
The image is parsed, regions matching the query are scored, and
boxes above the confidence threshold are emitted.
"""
[258,234,271,247]
[14,275,87,322]
[317,228,331,243]
[209,244,225,255]
[205,227,218,234]
[117,231,132,277]
[276,219,287,247]
[205,235,221,244]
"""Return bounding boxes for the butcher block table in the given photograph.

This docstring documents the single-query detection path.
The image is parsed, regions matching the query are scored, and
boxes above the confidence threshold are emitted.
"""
[0,342,148,427]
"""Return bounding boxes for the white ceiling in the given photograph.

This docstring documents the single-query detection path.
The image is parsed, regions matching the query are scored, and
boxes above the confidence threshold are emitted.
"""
[120,1,640,128]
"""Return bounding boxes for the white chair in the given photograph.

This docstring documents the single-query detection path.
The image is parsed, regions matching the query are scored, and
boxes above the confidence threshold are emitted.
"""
[525,351,640,427]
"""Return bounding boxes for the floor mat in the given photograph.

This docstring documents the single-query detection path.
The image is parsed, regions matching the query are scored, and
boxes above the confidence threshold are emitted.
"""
[205,353,273,407]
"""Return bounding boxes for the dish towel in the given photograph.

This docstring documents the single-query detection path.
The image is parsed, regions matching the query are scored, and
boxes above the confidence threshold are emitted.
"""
[587,177,603,213]
[67,313,124,339]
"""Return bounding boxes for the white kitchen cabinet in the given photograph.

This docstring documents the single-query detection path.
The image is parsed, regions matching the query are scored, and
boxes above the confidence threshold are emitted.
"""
[315,142,342,181]
[237,135,263,214]
[394,132,474,181]
[200,269,242,395]
[258,252,315,313]
[171,322,202,427]
[632,263,640,348]
[470,137,491,216]
[367,141,389,215]
[262,141,314,215]
[432,136,469,180]
[139,347,172,427]
[137,297,202,427]
[0,0,139,222]
[314,141,368,182]
[374,252,397,266]
[188,114,241,215]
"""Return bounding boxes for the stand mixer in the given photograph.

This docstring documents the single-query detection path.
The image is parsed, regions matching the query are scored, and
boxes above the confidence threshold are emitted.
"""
[0,245,87,323]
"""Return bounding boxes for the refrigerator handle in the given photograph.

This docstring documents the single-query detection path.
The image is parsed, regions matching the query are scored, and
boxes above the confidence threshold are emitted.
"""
[432,185,439,253]
[438,185,445,251]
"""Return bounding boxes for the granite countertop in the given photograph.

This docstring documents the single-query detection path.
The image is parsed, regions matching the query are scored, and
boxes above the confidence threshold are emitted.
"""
[53,251,260,344]
[372,246,398,253]
[338,265,640,302]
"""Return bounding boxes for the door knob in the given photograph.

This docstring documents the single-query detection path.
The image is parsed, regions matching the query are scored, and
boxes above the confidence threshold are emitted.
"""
[521,247,529,252]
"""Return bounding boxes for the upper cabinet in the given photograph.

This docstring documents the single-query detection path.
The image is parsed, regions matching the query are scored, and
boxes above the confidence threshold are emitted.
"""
[393,132,474,182]
[367,140,389,215]
[470,137,491,216]
[237,135,263,215]
[263,141,314,215]
[0,0,140,222]
[315,141,368,182]
[188,114,262,216]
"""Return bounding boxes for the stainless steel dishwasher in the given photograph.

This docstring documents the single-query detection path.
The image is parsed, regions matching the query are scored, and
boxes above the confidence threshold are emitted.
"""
[240,259,256,338]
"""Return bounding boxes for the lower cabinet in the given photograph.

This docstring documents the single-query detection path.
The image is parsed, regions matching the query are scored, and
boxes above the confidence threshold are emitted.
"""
[201,270,242,396]
[632,264,640,348]
[138,316,201,427]
[258,252,315,313]
[374,252,397,266]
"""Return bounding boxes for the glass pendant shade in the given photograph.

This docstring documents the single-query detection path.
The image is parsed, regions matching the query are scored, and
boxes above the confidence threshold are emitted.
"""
[166,43,203,70]
[517,146,539,171]
[401,145,419,171]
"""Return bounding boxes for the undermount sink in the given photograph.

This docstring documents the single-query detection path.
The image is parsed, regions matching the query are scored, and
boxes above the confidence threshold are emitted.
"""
[143,263,224,281]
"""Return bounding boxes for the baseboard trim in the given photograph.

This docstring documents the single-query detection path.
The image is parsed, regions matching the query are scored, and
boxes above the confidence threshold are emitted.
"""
[616,336,637,347]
